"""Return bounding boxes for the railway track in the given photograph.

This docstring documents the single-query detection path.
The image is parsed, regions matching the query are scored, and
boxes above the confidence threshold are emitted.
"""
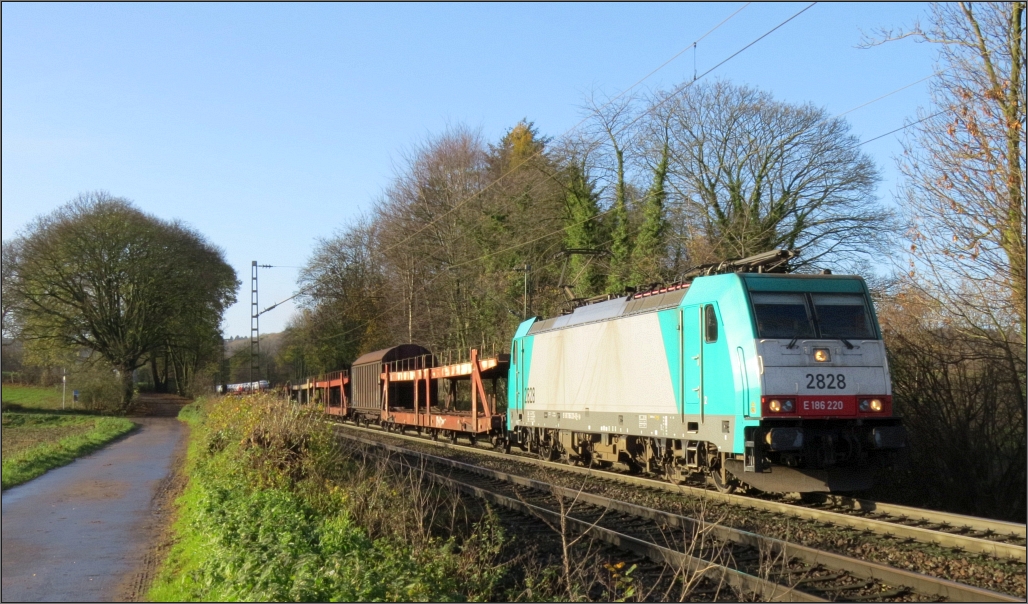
[335,425,1023,602]
[336,419,1026,563]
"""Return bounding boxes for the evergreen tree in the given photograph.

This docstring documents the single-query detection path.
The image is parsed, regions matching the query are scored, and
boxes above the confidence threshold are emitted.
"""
[562,161,604,297]
[630,143,670,286]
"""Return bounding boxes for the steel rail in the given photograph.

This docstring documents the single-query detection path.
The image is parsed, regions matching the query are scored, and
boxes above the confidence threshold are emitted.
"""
[331,420,1026,562]
[425,468,823,603]
[340,428,1024,603]
[825,495,1027,540]
[340,432,824,602]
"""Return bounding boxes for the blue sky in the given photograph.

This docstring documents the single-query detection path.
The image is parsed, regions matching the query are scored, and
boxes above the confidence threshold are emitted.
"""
[2,2,937,338]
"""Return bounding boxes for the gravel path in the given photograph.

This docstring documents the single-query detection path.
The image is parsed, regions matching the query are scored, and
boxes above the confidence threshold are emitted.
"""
[1,412,185,602]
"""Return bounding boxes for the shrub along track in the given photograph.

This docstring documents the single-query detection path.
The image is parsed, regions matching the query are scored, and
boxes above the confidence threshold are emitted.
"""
[332,420,1027,600]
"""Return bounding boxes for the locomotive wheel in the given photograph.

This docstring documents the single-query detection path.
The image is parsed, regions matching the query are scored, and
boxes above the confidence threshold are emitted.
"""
[538,442,556,462]
[709,468,737,494]
[707,445,738,493]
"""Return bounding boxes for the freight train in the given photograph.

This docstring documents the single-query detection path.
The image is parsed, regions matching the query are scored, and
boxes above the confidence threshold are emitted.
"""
[217,380,270,395]
[286,250,906,494]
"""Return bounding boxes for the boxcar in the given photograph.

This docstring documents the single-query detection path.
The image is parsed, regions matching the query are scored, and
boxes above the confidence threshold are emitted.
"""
[349,344,431,422]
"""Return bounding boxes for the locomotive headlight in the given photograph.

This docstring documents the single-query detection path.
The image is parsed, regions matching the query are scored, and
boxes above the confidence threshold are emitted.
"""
[859,398,884,412]
[813,348,831,362]
[782,399,794,413]
[769,399,782,412]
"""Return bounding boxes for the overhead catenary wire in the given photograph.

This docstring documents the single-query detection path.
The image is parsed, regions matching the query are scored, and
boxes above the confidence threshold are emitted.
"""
[272,4,827,345]
[372,3,759,261]
[607,2,817,141]
[265,4,942,347]
[834,71,941,118]
[855,109,948,148]
[268,4,812,323]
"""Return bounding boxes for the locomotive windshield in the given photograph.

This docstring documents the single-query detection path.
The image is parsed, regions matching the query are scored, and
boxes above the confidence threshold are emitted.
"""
[752,293,815,339]
[751,292,875,340]
[811,293,874,339]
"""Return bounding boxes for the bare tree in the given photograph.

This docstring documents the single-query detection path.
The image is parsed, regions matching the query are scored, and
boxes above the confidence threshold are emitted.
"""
[655,80,894,272]
[583,92,639,292]
[9,192,237,408]
[863,2,1026,521]
[874,2,1025,341]
[290,217,387,374]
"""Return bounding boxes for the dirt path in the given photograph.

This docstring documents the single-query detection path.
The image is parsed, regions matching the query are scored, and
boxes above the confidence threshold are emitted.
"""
[1,395,189,602]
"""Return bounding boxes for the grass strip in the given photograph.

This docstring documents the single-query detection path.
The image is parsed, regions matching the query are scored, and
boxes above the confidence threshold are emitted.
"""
[1,416,136,489]
[2,384,66,411]
[150,396,508,602]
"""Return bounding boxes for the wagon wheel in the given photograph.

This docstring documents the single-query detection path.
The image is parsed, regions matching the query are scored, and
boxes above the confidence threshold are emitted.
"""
[449,431,458,444]
[468,434,477,446]
[431,429,439,441]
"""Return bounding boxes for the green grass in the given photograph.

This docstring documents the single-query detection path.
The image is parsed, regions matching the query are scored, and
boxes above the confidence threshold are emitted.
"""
[1,384,69,411]
[149,395,508,602]
[2,413,97,458]
[1,412,136,489]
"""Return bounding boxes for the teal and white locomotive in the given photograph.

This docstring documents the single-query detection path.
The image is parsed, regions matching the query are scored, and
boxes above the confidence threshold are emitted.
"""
[507,250,906,494]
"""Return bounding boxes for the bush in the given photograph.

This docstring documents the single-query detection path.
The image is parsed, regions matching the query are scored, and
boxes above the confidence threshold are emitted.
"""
[151,394,507,602]
[77,371,123,412]
[875,290,1026,522]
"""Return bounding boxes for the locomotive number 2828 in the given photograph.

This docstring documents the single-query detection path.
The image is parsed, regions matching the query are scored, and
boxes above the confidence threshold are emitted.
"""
[805,373,846,389]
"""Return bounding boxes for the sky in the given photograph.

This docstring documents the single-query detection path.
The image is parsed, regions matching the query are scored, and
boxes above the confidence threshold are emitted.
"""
[2,2,940,339]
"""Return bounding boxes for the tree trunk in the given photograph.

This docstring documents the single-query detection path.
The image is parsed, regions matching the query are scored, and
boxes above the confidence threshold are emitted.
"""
[150,357,165,392]
[119,367,135,413]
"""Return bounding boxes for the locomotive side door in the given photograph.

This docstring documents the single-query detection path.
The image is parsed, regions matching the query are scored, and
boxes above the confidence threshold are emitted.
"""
[683,305,702,421]
[513,339,523,411]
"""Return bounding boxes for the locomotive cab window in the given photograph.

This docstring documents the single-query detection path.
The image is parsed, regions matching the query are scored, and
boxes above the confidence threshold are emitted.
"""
[751,293,815,339]
[704,304,718,343]
[812,294,874,340]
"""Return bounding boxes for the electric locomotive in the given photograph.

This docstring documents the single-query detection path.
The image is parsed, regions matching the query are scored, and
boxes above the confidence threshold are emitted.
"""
[507,250,906,493]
